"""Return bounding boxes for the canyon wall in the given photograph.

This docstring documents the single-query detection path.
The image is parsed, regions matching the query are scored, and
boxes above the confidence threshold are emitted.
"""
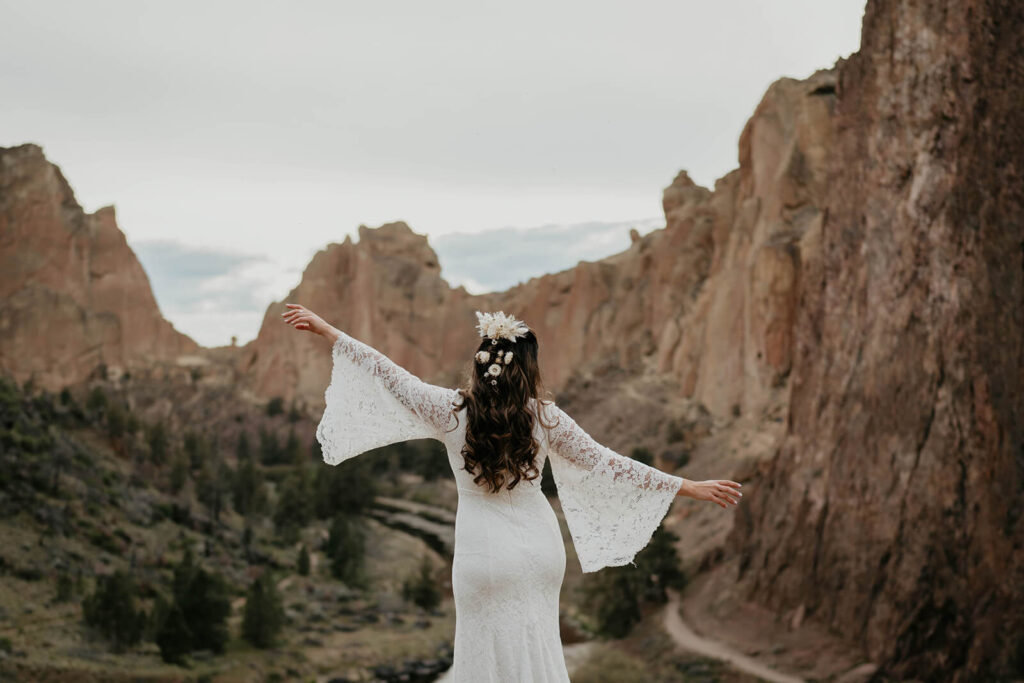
[730,0,1024,679]
[245,68,838,429]
[0,144,198,391]
[3,1,1020,676]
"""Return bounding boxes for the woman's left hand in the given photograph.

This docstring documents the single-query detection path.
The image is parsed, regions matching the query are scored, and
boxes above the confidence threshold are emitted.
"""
[281,303,336,338]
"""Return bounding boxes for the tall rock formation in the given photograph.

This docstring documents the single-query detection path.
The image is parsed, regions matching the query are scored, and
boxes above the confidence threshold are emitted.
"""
[730,1,1024,680]
[0,144,197,390]
[243,222,482,404]
[245,67,838,426]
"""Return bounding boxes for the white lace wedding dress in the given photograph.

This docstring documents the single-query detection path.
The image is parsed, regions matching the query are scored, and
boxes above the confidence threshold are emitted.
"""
[316,331,684,682]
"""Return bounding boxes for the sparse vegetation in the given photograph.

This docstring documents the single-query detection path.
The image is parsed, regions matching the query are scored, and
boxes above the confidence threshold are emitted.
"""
[0,376,458,678]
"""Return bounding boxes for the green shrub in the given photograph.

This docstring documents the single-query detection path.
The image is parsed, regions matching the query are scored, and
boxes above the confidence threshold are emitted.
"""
[629,447,653,465]
[265,397,285,417]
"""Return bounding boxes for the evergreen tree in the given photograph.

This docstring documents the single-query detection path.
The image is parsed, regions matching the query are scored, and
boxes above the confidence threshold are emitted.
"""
[579,527,685,638]
[85,386,108,417]
[634,527,686,603]
[197,455,231,521]
[147,421,169,465]
[284,428,302,465]
[169,453,189,494]
[313,459,376,519]
[274,467,314,541]
[178,567,231,653]
[581,565,643,638]
[297,544,311,576]
[233,455,265,516]
[259,427,282,465]
[242,572,284,649]
[106,402,126,440]
[152,546,232,657]
[153,596,192,664]
[236,431,251,461]
[183,431,207,470]
[325,514,367,588]
[82,570,146,651]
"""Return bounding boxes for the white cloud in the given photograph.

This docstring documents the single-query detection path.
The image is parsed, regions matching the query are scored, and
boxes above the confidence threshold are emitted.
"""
[1,0,867,345]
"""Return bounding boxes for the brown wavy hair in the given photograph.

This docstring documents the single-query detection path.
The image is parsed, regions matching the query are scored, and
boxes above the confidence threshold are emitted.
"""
[451,326,557,493]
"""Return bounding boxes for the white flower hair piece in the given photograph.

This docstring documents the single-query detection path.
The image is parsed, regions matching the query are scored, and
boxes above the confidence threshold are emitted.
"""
[475,310,529,343]
[486,363,503,377]
[503,351,513,365]
[475,350,491,364]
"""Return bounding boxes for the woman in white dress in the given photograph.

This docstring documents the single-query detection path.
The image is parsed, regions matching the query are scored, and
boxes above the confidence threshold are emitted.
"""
[282,304,742,682]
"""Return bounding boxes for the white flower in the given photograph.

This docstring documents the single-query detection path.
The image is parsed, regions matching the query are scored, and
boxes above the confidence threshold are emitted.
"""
[503,351,513,365]
[486,363,502,377]
[475,350,491,364]
[475,310,529,343]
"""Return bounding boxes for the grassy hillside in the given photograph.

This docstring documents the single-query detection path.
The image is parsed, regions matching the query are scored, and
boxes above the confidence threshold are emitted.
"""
[0,377,456,682]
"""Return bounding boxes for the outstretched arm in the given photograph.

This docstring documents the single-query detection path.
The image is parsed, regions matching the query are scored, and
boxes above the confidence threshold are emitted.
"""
[282,303,456,434]
[544,403,742,508]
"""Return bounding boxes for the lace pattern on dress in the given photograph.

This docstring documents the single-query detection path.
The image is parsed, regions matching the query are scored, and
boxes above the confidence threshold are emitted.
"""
[315,332,458,466]
[539,401,684,573]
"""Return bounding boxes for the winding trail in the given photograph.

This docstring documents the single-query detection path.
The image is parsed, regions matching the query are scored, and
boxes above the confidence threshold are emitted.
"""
[661,589,805,683]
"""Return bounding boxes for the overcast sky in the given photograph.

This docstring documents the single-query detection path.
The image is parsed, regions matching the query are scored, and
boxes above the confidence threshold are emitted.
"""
[1,0,865,346]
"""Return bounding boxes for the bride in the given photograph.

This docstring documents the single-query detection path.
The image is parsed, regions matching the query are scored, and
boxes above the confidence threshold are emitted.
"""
[282,303,741,682]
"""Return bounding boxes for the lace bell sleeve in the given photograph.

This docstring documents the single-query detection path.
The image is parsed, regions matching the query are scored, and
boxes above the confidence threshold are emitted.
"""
[315,330,459,466]
[542,402,683,573]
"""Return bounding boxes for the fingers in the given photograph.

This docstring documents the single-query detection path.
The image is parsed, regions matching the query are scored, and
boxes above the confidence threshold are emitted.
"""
[712,491,738,507]
[282,309,314,332]
[717,482,742,499]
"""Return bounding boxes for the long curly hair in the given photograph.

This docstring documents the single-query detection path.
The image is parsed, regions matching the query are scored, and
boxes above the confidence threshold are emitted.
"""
[452,326,557,493]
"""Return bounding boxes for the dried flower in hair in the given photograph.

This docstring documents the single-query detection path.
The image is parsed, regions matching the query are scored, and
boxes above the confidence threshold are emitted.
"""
[475,310,529,343]
[475,350,491,364]
[503,351,513,365]
[486,363,503,377]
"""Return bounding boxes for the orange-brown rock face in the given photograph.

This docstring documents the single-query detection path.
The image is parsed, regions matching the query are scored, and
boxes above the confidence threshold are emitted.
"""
[247,69,838,422]
[0,144,197,390]
[242,222,483,405]
[730,1,1024,680]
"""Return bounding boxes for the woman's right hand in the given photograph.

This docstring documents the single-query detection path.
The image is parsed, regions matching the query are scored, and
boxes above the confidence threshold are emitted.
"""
[679,478,742,508]
[281,303,337,339]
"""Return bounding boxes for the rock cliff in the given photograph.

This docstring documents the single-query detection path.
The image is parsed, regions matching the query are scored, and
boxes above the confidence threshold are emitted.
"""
[0,144,198,390]
[245,67,838,426]
[730,1,1024,680]
[3,0,1020,676]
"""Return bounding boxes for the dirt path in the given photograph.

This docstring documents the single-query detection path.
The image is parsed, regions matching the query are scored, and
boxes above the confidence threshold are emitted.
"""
[662,589,805,683]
